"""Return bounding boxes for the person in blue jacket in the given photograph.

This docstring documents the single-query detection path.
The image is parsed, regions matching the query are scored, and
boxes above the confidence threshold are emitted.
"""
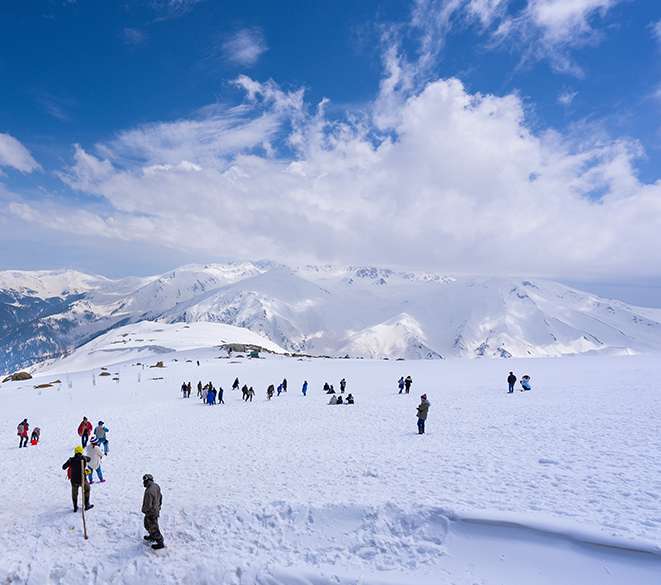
[302,380,308,396]
[520,375,532,391]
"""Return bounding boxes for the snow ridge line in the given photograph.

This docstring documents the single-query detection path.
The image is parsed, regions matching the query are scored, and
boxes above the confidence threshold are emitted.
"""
[445,508,661,557]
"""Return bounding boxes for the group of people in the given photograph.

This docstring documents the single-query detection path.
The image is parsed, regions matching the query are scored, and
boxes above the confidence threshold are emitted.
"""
[323,378,347,395]
[507,372,533,393]
[328,393,355,405]
[398,375,413,394]
[16,418,40,448]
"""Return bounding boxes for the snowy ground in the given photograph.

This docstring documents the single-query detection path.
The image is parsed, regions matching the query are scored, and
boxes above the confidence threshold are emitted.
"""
[1,353,661,584]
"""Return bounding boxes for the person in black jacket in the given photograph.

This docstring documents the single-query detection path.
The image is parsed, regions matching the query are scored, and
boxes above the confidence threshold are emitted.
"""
[62,446,94,512]
[142,474,164,549]
[507,372,517,394]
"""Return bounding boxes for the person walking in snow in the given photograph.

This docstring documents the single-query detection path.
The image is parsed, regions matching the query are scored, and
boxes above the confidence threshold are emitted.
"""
[62,446,94,512]
[30,426,41,446]
[187,382,192,397]
[17,419,29,448]
[247,386,255,402]
[94,421,110,455]
[282,378,288,392]
[302,380,308,396]
[323,382,330,393]
[181,382,187,398]
[232,377,240,391]
[142,474,164,550]
[507,371,517,394]
[340,378,346,393]
[78,417,93,448]
[207,386,216,405]
[416,394,430,434]
[398,377,405,394]
[197,380,203,399]
[217,386,225,405]
[86,439,105,483]
[404,375,413,394]
[277,383,283,397]
[241,384,248,401]
[267,384,275,400]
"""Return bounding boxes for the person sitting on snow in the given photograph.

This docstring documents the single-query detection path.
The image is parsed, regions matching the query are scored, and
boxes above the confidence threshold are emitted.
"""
[336,395,343,405]
[328,395,338,405]
[30,426,41,445]
[346,394,355,405]
[520,375,532,391]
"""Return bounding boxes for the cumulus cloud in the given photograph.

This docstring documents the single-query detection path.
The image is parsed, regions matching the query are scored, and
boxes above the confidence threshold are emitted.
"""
[221,28,268,67]
[7,73,657,282]
[0,133,40,173]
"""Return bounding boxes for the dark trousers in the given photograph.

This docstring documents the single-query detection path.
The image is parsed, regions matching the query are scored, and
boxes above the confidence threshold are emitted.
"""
[508,382,514,393]
[144,514,164,544]
[405,384,411,394]
[417,418,425,434]
[19,436,28,448]
[71,481,90,509]
[81,433,90,447]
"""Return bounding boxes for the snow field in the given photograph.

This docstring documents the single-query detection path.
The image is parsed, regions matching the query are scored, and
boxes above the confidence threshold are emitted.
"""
[1,353,660,583]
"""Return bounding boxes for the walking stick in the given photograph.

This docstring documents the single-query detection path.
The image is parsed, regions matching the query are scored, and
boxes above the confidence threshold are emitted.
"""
[80,459,88,540]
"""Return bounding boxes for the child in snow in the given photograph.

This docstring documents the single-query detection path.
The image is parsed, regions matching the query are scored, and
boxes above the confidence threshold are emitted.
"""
[520,375,532,391]
[94,421,109,455]
[86,438,105,483]
[30,427,41,445]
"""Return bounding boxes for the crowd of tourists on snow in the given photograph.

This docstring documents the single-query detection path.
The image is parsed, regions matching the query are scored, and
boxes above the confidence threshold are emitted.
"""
[11,356,538,552]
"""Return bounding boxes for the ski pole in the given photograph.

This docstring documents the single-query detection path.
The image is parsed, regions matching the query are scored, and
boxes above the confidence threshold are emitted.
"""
[81,459,88,540]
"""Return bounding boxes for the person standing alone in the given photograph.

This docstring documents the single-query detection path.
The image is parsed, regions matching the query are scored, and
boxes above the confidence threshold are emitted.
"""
[507,372,517,394]
[416,394,430,435]
[142,474,164,550]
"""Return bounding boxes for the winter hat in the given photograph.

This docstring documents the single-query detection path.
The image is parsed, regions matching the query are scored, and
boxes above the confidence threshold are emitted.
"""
[98,421,103,425]
[421,394,427,399]
[90,437,98,445]
[74,446,84,455]
[143,473,154,483]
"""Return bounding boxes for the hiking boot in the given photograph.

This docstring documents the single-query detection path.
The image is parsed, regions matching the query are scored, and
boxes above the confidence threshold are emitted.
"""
[144,535,155,542]
[84,504,94,511]
[73,507,78,513]
[151,542,165,550]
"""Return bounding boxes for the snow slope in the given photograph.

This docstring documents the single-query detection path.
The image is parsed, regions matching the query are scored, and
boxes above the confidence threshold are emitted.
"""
[3,261,661,370]
[39,321,286,374]
[1,352,660,584]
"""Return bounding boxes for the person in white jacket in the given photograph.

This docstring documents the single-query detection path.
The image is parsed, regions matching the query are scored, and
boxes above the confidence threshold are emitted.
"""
[86,439,105,483]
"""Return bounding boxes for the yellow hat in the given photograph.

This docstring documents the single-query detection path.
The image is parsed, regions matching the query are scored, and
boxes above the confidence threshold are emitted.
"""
[74,445,84,454]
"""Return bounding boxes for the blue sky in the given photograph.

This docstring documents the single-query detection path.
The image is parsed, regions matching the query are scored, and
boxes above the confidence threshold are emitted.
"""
[1,0,661,302]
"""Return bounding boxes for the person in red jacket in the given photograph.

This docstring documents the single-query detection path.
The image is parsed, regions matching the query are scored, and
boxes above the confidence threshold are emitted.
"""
[17,419,29,448]
[77,417,93,448]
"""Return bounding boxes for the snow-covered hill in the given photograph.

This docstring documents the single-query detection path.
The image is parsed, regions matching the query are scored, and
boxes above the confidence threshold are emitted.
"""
[38,321,286,374]
[2,261,661,371]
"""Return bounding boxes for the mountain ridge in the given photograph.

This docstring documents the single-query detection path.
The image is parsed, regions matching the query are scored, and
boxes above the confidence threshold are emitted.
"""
[1,262,660,372]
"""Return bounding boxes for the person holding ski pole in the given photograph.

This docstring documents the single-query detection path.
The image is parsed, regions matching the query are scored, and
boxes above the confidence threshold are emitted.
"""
[62,446,94,512]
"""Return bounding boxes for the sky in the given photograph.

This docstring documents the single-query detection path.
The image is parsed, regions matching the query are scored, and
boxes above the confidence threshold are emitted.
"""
[1,0,660,303]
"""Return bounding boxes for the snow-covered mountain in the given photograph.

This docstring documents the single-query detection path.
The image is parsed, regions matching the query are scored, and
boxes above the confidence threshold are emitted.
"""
[2,262,661,371]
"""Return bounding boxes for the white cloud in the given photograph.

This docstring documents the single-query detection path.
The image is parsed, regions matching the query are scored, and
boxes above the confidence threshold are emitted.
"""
[652,19,661,46]
[558,89,577,106]
[502,0,620,75]
[221,28,267,67]
[0,133,40,173]
[122,27,147,46]
[151,0,202,20]
[4,75,651,282]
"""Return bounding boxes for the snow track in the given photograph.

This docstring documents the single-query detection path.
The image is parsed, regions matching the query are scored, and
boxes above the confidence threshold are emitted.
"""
[2,503,660,584]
